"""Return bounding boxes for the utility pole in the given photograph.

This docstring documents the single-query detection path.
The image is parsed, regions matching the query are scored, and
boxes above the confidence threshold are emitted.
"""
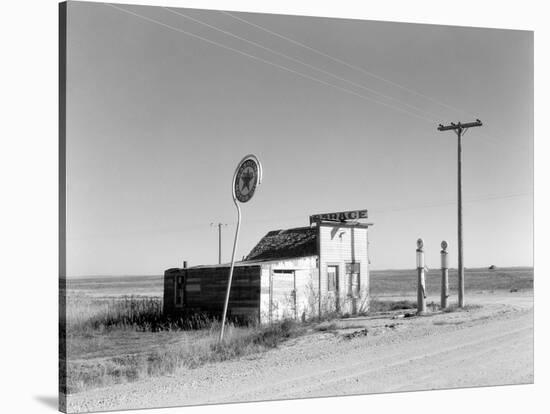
[210,222,227,264]
[437,119,482,308]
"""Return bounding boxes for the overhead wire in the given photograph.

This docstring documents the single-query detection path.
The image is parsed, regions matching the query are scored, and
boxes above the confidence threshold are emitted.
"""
[109,4,528,155]
[162,6,439,122]
[69,191,532,240]
[107,4,529,155]
[220,10,477,119]
[220,10,530,154]
[369,191,532,215]
[106,3,437,124]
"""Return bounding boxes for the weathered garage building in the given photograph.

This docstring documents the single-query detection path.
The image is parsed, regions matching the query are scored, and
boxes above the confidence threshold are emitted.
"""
[163,211,372,324]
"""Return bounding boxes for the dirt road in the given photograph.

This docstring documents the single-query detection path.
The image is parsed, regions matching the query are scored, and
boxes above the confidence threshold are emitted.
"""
[67,292,533,413]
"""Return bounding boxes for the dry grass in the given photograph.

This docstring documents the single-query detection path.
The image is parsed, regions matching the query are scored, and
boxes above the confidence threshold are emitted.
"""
[62,294,304,394]
[64,295,163,332]
[63,319,302,394]
[62,267,532,394]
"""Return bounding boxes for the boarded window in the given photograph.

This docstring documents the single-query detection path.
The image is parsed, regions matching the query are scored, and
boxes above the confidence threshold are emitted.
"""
[345,263,360,298]
[175,275,184,307]
[327,265,339,292]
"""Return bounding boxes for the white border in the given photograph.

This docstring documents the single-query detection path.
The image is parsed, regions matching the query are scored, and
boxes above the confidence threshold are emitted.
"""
[1,1,547,414]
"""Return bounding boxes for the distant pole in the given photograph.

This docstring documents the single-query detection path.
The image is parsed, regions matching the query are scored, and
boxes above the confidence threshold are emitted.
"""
[440,241,449,309]
[416,238,426,315]
[210,223,227,264]
[437,119,483,308]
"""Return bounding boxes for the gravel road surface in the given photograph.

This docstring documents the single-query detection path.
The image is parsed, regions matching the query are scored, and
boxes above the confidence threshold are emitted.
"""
[66,292,533,413]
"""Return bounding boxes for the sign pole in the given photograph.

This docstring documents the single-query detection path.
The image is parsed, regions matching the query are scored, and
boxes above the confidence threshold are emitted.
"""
[219,154,262,342]
[219,199,241,342]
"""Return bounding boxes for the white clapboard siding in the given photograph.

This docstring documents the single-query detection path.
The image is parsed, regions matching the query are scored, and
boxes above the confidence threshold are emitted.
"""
[319,225,369,314]
[259,257,317,324]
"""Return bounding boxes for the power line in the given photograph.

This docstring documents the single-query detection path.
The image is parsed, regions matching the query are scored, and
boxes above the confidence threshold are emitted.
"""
[221,11,530,155]
[370,191,532,215]
[169,8,527,155]
[162,7,438,122]
[106,4,436,123]
[220,10,474,119]
[67,191,531,241]
[241,191,533,223]
[108,4,529,156]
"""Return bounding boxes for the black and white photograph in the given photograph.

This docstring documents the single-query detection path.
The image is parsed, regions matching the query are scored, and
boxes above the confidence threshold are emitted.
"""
[4,1,549,414]
[57,1,536,412]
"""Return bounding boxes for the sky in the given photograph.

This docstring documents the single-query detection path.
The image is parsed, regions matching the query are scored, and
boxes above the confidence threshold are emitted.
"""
[65,1,533,276]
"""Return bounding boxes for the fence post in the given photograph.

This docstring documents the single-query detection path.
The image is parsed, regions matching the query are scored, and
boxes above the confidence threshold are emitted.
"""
[440,241,449,309]
[416,238,427,315]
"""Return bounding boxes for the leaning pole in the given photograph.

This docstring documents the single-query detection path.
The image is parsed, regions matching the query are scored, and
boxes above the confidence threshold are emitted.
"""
[219,155,263,342]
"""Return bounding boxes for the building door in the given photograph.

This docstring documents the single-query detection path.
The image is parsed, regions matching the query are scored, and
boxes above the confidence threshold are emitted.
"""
[174,274,185,308]
[327,265,340,312]
[270,270,297,321]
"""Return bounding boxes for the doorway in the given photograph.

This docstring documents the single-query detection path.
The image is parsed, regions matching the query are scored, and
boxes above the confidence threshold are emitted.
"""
[327,265,340,312]
[270,269,297,321]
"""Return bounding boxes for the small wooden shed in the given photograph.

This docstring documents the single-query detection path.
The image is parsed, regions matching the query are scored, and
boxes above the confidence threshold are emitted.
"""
[163,219,371,324]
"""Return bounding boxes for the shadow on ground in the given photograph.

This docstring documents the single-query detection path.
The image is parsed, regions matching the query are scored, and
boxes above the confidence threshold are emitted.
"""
[34,395,58,410]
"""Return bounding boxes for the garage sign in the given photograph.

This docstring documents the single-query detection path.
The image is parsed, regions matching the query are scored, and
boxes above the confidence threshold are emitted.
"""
[309,209,368,224]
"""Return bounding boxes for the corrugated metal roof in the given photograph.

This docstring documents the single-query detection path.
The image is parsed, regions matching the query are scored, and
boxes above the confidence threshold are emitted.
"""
[245,226,318,261]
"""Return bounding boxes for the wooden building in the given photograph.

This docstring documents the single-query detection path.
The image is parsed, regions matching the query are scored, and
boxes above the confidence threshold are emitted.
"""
[163,212,372,324]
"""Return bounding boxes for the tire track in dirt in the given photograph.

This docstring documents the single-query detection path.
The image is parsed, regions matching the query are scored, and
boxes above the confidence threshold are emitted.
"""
[208,319,532,403]
[66,295,533,413]
[302,324,533,397]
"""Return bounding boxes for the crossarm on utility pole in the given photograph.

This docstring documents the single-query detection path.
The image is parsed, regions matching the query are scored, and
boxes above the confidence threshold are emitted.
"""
[437,119,483,308]
[438,119,482,131]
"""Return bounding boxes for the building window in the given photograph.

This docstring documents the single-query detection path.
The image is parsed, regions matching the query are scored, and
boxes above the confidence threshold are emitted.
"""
[175,275,184,307]
[345,262,360,298]
[327,265,339,292]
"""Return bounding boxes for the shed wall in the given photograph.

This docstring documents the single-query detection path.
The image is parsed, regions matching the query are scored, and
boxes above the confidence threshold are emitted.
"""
[163,265,262,323]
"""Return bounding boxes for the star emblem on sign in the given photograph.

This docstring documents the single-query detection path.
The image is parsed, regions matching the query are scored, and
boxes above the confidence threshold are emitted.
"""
[240,168,254,192]
[234,159,259,203]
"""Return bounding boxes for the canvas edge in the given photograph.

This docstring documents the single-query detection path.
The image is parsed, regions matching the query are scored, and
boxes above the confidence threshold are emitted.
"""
[59,1,68,413]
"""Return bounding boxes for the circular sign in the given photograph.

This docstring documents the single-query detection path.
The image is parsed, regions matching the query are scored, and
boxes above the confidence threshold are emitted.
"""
[234,158,259,203]
[441,240,448,250]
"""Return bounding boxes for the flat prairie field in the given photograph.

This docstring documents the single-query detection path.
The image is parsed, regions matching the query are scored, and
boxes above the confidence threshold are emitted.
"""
[64,266,533,298]
[64,275,163,297]
[370,266,533,297]
[60,267,533,399]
